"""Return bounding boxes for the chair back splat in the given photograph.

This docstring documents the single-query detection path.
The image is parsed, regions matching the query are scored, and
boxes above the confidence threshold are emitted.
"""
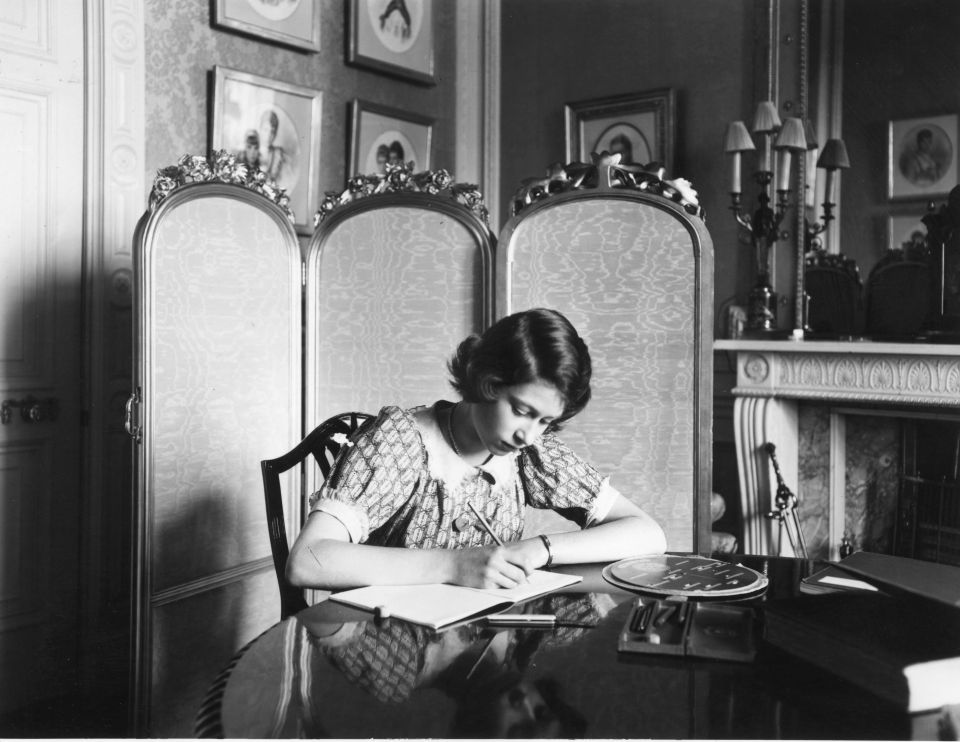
[261,411,373,619]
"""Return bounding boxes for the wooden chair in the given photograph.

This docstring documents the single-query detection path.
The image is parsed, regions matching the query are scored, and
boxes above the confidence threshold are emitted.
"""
[261,411,373,619]
[865,255,930,340]
[804,250,864,337]
[498,154,714,552]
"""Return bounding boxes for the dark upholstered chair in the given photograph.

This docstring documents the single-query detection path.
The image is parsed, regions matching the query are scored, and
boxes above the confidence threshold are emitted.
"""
[804,251,864,337]
[865,258,930,340]
[261,411,373,620]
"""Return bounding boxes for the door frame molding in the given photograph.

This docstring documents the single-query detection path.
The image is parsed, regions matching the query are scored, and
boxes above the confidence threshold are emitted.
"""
[454,0,500,230]
[81,0,145,701]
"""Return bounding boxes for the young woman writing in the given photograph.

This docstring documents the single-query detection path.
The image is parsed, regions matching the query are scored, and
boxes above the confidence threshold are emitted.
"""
[286,308,667,591]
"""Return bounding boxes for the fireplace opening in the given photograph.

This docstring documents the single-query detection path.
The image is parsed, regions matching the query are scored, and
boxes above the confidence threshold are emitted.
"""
[795,406,960,563]
[895,419,960,566]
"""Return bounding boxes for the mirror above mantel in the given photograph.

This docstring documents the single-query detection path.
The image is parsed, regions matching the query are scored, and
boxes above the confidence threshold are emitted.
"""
[807,0,960,341]
[730,0,960,340]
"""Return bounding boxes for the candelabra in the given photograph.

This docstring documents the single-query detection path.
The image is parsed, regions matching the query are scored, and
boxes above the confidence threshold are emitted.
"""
[725,103,809,334]
[803,138,851,253]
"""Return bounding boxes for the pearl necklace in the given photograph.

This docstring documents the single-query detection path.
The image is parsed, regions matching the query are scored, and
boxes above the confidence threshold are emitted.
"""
[446,403,463,456]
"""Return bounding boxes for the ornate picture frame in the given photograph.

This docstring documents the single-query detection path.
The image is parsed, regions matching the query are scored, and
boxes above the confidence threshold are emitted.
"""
[212,0,321,53]
[888,113,959,200]
[211,66,322,235]
[347,0,435,85]
[564,88,676,172]
[348,100,433,177]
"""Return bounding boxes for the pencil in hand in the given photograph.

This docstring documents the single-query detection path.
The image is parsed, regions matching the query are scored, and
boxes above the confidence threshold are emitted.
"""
[467,501,503,546]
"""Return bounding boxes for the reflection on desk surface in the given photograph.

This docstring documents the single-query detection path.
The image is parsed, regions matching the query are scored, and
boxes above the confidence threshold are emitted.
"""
[223,591,612,738]
[215,557,939,740]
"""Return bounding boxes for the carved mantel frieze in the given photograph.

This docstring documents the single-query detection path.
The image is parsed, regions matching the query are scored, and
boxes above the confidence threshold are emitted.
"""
[718,340,960,408]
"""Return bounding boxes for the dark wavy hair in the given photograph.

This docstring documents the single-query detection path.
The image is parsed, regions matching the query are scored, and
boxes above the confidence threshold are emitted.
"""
[447,308,591,431]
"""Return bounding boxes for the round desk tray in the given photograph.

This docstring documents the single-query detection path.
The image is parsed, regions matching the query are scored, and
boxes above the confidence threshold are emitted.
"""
[602,554,769,601]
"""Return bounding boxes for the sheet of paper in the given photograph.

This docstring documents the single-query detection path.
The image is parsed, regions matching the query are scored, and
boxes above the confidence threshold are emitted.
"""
[819,575,878,591]
[333,583,509,628]
[329,569,582,629]
[487,569,582,602]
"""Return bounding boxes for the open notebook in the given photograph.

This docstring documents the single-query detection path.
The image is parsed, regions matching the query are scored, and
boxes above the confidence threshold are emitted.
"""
[328,569,582,630]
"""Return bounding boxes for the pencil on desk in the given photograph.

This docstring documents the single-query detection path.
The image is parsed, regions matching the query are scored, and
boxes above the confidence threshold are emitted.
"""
[468,501,503,546]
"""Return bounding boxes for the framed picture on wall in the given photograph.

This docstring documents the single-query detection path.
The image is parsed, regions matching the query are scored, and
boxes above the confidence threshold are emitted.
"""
[212,0,321,52]
[347,0,435,84]
[887,212,929,252]
[211,66,322,235]
[564,88,676,173]
[348,100,433,177]
[888,113,959,200]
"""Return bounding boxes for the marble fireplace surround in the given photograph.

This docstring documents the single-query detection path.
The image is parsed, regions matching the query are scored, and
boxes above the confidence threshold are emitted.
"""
[715,339,960,559]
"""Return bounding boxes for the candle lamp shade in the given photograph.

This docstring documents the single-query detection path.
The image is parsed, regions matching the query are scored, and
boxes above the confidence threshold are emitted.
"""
[774,117,808,151]
[724,121,756,153]
[752,101,782,134]
[817,138,851,170]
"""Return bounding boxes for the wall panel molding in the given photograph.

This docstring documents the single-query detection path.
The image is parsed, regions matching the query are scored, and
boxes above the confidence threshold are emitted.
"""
[0,443,44,629]
[0,90,47,385]
[0,0,51,59]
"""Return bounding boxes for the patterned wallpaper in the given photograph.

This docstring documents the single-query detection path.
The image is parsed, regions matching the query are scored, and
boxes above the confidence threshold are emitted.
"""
[144,0,457,229]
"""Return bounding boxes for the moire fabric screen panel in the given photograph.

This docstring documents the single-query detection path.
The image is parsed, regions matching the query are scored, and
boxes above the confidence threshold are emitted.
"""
[305,203,491,431]
[501,197,708,552]
[142,193,301,589]
[150,570,277,737]
[133,185,301,735]
[128,181,302,737]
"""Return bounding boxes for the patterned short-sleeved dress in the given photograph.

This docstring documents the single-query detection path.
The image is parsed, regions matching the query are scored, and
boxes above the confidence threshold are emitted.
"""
[308,401,618,548]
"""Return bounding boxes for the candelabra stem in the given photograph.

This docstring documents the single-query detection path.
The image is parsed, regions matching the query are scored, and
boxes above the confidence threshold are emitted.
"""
[730,170,790,336]
[747,259,778,332]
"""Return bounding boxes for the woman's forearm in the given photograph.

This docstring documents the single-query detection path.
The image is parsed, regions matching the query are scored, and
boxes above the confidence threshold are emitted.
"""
[546,514,667,565]
[287,538,456,589]
[286,508,666,590]
[288,529,543,590]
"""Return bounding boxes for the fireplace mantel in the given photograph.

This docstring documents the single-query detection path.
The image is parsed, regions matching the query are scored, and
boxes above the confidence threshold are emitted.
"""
[714,339,960,558]
[715,339,960,406]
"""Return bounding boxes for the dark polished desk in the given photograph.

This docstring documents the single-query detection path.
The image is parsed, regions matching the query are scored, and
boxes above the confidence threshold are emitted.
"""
[197,556,950,739]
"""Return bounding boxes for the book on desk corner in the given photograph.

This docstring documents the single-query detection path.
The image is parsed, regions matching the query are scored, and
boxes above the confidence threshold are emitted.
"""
[763,590,960,712]
[801,551,960,607]
[799,564,880,595]
[328,569,582,630]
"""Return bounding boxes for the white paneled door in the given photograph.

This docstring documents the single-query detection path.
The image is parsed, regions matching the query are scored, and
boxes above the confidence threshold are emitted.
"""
[0,0,85,713]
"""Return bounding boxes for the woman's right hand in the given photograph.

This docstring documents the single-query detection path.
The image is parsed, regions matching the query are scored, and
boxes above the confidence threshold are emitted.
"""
[447,539,546,589]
